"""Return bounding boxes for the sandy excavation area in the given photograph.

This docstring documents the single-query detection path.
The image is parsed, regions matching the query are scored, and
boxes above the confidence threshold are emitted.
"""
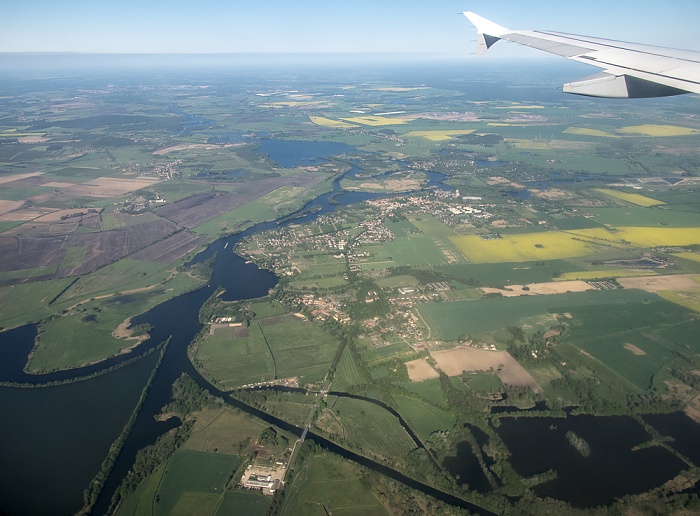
[431,346,541,392]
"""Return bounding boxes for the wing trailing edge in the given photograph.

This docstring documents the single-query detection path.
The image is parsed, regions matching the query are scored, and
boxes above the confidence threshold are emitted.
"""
[463,11,700,98]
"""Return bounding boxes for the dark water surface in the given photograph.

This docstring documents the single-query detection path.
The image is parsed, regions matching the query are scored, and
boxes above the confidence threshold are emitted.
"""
[258,139,355,168]
[442,441,491,493]
[643,412,700,465]
[0,351,159,515]
[495,415,688,507]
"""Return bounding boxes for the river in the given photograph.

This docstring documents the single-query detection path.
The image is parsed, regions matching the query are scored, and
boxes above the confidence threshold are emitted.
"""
[2,137,696,514]
[0,142,473,515]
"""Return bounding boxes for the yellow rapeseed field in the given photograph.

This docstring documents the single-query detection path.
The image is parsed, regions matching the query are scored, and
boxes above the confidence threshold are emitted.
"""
[309,116,357,128]
[404,129,475,141]
[616,124,700,137]
[673,252,700,263]
[571,227,700,248]
[451,227,700,264]
[659,290,700,313]
[340,115,408,126]
[595,188,665,207]
[556,270,657,281]
[564,127,619,138]
[449,232,597,263]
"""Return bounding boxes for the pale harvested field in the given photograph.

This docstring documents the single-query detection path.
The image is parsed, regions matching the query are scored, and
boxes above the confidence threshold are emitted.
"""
[404,112,481,122]
[33,209,92,223]
[431,346,541,391]
[531,188,575,200]
[345,178,423,192]
[0,200,27,217]
[42,182,71,188]
[623,343,647,356]
[18,136,49,143]
[618,274,700,292]
[406,358,439,381]
[64,177,159,198]
[153,143,238,155]
[481,280,593,297]
[0,208,55,222]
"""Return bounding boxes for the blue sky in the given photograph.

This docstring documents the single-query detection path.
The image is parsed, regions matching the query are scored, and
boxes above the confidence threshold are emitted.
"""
[1,0,698,55]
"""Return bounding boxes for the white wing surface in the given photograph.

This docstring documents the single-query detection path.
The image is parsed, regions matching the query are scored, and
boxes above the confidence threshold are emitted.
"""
[464,11,700,98]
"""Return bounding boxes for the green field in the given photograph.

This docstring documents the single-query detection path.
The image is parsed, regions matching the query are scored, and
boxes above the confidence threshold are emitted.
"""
[282,453,387,516]
[360,341,413,365]
[587,206,700,227]
[216,491,271,516]
[398,378,448,407]
[182,407,268,454]
[437,261,581,287]
[198,315,339,386]
[0,278,75,329]
[0,266,57,282]
[408,214,457,237]
[260,315,340,380]
[332,346,366,391]
[28,272,203,371]
[418,289,697,352]
[393,394,455,442]
[248,300,290,319]
[462,372,504,392]
[116,463,166,516]
[51,259,202,310]
[418,294,564,341]
[361,234,460,268]
[331,397,417,462]
[154,450,241,516]
[59,246,87,270]
[30,311,127,372]
[558,291,698,389]
[290,276,348,289]
[375,274,420,289]
[196,324,275,387]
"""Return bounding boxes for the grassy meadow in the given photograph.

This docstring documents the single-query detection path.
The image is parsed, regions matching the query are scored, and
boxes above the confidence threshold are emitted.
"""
[154,450,240,516]
[197,314,339,387]
[330,396,417,462]
[282,454,387,516]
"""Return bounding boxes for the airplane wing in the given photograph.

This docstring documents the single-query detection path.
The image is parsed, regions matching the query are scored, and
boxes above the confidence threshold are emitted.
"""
[463,11,700,98]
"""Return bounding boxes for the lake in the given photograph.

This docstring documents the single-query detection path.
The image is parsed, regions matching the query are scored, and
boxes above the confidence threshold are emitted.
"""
[495,415,688,507]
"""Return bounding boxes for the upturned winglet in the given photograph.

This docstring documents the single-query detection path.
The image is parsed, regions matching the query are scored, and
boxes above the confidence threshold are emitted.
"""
[463,11,509,54]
